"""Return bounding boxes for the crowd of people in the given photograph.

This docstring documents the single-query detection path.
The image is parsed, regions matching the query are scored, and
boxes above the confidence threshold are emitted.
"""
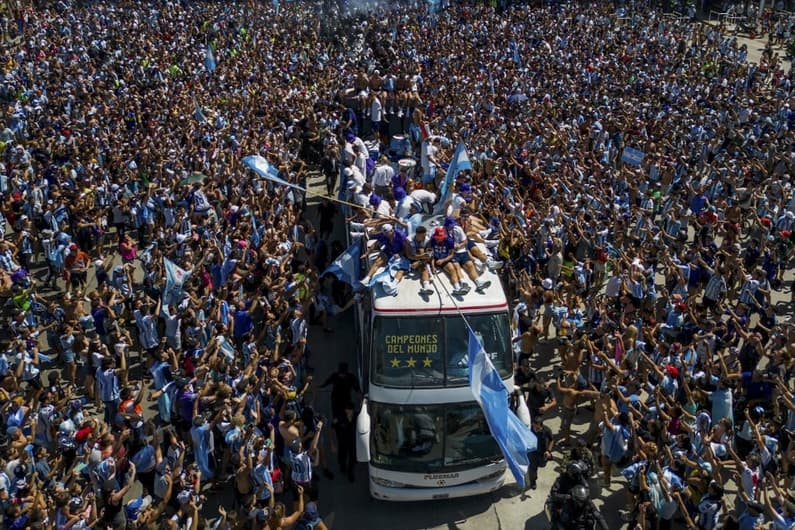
[0,0,793,529]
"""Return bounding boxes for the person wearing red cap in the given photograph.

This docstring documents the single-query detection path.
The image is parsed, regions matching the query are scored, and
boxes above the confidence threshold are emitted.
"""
[64,243,90,294]
[429,226,466,295]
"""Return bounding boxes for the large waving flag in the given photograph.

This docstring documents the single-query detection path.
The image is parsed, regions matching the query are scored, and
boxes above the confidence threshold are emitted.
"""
[205,43,217,73]
[468,329,537,489]
[323,240,361,287]
[242,155,304,191]
[162,258,190,311]
[433,142,471,214]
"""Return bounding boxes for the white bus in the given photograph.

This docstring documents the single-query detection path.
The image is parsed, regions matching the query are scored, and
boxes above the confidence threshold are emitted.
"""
[354,225,513,501]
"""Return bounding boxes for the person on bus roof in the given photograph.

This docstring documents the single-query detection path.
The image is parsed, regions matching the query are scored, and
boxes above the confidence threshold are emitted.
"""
[430,226,468,295]
[360,224,410,288]
[443,217,491,294]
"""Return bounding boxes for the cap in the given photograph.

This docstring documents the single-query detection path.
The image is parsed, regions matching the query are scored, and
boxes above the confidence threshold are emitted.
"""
[443,216,456,227]
[303,502,321,523]
[433,226,447,240]
[666,365,680,378]
[369,194,382,207]
[381,223,393,233]
[541,278,553,290]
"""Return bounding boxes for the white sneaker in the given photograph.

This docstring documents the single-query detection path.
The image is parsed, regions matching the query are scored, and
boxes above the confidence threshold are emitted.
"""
[360,277,371,287]
[484,239,500,249]
[486,258,503,271]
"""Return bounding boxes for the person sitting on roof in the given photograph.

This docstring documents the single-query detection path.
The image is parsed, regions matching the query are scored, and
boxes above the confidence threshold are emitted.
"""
[360,223,410,288]
[406,225,433,296]
[430,226,471,295]
[443,217,492,294]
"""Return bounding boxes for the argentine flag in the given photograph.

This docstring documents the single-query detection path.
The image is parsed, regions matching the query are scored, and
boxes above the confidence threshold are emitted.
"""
[162,258,190,312]
[205,43,217,73]
[242,155,304,191]
[433,142,471,215]
[468,329,536,488]
[323,240,362,288]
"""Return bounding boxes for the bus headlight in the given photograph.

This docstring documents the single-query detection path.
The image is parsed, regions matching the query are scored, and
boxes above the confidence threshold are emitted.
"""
[371,477,407,488]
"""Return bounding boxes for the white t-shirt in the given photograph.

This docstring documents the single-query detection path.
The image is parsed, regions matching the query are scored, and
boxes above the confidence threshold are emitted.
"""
[410,189,437,206]
[372,163,394,187]
[371,97,383,122]
[421,143,439,175]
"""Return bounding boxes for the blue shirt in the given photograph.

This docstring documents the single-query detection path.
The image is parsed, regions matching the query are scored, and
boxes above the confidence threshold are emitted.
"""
[233,307,253,337]
[431,236,455,260]
[375,230,406,256]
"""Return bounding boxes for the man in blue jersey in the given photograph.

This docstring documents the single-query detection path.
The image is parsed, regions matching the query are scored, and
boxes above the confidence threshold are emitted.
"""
[360,223,410,287]
[430,226,468,295]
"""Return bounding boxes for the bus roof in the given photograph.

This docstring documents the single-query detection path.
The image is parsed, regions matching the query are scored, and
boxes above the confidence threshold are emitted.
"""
[371,268,507,315]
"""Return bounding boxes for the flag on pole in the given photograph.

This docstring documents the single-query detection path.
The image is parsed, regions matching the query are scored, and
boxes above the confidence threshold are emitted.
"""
[205,43,217,73]
[249,209,261,248]
[323,240,362,287]
[433,142,471,215]
[272,0,280,15]
[241,155,304,191]
[510,40,521,66]
[468,329,537,489]
[162,258,190,311]
[193,96,207,123]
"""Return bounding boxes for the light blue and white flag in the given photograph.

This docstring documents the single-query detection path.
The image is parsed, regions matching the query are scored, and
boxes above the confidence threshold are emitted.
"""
[205,43,217,73]
[433,142,471,215]
[488,70,495,97]
[242,155,304,191]
[323,240,362,287]
[162,258,190,310]
[193,96,207,123]
[272,0,280,16]
[249,209,261,248]
[510,40,521,66]
[468,329,537,489]
[369,255,409,297]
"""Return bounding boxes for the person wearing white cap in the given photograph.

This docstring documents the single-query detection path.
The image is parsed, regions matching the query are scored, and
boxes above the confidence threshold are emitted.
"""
[359,223,409,288]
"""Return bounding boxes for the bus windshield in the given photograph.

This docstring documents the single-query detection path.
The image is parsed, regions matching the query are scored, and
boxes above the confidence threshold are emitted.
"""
[371,402,501,472]
[372,312,511,387]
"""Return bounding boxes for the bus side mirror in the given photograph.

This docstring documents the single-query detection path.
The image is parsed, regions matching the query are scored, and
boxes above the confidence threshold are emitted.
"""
[356,398,371,463]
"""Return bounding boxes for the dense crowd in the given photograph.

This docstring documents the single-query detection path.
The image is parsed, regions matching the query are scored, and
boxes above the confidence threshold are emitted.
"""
[0,0,793,529]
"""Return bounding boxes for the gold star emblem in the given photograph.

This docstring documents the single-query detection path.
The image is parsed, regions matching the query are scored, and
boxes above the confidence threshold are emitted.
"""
[423,357,432,368]
[390,357,400,368]
[406,357,417,368]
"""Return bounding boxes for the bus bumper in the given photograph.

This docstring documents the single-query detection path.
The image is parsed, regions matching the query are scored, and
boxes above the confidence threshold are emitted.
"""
[369,470,506,502]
